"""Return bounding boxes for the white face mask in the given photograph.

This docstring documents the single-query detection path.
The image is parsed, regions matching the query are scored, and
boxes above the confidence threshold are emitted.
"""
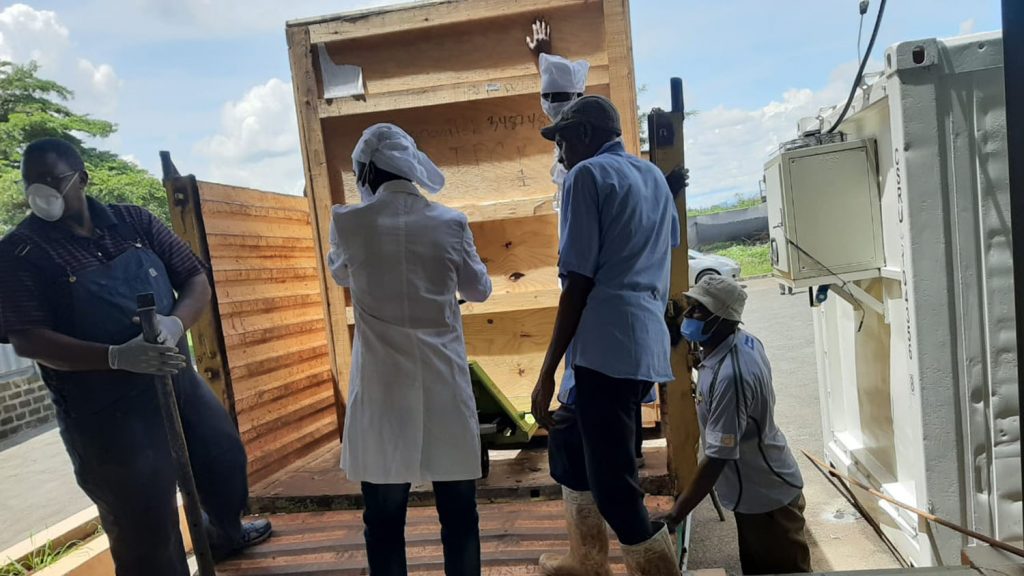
[25,171,77,222]
[542,97,577,122]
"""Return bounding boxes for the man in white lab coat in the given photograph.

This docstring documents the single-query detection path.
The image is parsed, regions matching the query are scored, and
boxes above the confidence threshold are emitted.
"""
[328,123,492,576]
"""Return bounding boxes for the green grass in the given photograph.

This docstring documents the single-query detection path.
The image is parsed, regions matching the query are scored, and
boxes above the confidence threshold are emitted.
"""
[1,540,84,575]
[0,525,103,576]
[703,241,771,279]
[687,196,763,217]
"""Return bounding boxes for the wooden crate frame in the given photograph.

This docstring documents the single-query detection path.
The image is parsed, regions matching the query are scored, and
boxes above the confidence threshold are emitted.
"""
[286,0,696,492]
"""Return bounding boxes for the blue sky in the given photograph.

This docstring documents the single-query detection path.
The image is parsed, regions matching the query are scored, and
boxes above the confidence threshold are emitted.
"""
[0,0,1002,207]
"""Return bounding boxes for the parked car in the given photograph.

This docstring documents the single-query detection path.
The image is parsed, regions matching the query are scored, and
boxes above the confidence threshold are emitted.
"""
[688,250,741,286]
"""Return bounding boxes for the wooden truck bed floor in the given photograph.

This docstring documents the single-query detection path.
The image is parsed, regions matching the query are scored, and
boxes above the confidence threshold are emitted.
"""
[222,498,675,575]
[250,444,673,514]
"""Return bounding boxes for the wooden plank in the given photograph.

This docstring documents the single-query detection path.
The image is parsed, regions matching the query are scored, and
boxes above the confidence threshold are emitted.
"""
[229,341,330,381]
[214,268,320,283]
[345,288,560,324]
[234,363,333,410]
[216,278,322,305]
[218,293,323,316]
[163,160,235,412]
[239,387,337,441]
[248,414,338,483]
[320,66,610,118]
[322,90,610,207]
[200,199,311,223]
[220,302,325,336]
[226,330,331,371]
[471,215,560,295]
[603,0,640,155]
[198,181,309,211]
[302,0,591,42]
[201,215,317,240]
[463,308,561,413]
[288,25,351,440]
[451,196,555,223]
[210,255,319,273]
[647,101,699,491]
[225,317,327,347]
[207,234,315,250]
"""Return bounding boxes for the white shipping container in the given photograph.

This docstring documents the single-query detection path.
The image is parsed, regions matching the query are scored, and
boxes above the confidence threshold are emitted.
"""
[785,32,1018,566]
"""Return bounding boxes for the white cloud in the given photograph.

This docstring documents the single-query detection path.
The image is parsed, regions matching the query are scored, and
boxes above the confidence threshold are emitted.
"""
[194,78,304,194]
[959,18,976,35]
[0,4,122,117]
[682,61,865,208]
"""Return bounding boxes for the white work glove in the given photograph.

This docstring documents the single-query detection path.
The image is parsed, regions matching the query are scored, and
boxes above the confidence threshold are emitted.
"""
[154,314,185,345]
[108,334,187,375]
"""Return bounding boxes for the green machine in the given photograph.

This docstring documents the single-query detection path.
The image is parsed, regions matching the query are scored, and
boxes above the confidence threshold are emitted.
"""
[469,361,539,478]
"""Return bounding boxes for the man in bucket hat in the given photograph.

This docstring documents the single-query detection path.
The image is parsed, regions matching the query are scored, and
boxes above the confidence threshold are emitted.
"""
[655,275,811,575]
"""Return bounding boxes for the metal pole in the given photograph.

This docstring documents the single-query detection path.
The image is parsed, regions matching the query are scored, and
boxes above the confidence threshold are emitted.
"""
[1002,0,1024,490]
[137,293,217,575]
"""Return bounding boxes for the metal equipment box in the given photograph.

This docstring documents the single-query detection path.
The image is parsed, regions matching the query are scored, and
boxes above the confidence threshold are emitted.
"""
[764,139,884,287]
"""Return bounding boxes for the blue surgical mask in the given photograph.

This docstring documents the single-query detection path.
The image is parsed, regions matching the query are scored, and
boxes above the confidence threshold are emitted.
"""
[681,317,710,343]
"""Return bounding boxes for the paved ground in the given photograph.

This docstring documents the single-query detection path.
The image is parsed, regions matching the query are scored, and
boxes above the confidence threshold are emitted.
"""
[0,423,91,551]
[0,277,900,573]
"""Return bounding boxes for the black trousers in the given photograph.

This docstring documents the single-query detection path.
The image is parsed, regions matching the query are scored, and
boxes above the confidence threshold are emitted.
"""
[549,366,655,546]
[361,480,480,576]
[58,368,248,576]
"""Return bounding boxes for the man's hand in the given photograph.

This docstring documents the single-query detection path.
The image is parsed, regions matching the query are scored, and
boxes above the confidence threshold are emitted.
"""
[651,507,685,534]
[134,314,184,345]
[108,334,187,375]
[666,165,690,199]
[526,18,552,58]
[531,371,557,429]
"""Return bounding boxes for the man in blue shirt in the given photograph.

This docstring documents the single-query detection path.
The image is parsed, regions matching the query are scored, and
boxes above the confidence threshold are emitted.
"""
[531,96,680,576]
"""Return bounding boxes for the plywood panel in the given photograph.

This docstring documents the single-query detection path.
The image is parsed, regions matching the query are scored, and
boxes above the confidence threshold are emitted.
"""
[320,1,606,103]
[289,0,639,441]
[322,89,611,208]
[196,181,341,486]
[463,308,562,412]
[472,215,560,295]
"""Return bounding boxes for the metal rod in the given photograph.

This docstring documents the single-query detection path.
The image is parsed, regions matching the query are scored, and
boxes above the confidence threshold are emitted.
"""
[137,293,217,575]
[1001,0,1024,500]
[670,77,684,114]
[802,450,1024,559]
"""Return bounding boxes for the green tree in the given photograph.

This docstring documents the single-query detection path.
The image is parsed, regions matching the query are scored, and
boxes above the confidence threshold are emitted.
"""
[0,61,167,235]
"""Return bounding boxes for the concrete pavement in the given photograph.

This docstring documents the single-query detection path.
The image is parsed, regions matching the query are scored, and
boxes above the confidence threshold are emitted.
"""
[0,424,91,552]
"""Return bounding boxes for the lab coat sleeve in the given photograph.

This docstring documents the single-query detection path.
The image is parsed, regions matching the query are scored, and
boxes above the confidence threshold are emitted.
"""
[327,212,351,287]
[457,218,492,302]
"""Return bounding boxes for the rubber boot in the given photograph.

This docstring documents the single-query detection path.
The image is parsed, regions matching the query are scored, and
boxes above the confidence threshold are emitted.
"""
[621,522,679,576]
[539,487,614,576]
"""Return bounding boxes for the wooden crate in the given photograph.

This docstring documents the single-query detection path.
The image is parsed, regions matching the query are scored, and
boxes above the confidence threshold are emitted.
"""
[164,158,343,486]
[286,0,640,418]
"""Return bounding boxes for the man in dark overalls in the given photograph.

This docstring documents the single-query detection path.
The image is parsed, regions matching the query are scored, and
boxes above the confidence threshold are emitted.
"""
[0,138,271,575]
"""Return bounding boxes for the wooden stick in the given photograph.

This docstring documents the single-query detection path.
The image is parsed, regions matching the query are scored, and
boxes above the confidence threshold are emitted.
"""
[801,450,1024,559]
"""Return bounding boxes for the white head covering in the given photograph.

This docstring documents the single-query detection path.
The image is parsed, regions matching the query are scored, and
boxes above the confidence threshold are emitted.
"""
[352,123,445,201]
[539,53,589,94]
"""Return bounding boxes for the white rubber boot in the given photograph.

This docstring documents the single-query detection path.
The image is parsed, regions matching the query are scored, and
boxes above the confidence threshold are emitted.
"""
[539,487,614,576]
[621,522,679,576]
